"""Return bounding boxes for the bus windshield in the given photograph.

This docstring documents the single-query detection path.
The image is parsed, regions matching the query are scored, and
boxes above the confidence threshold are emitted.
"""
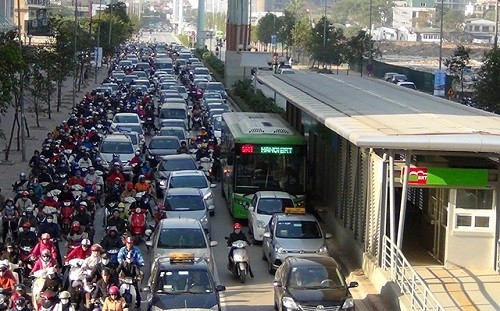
[235,154,305,195]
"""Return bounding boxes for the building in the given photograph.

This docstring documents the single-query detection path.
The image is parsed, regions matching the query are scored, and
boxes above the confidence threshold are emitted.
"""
[464,18,497,43]
[0,0,16,31]
[393,0,436,29]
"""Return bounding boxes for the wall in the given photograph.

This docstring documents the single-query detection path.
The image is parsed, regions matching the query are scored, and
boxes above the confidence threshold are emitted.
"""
[447,232,495,269]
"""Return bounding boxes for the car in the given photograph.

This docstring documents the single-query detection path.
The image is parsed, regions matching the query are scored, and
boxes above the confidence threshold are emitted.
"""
[159,119,188,132]
[204,82,227,100]
[98,134,135,166]
[262,210,332,273]
[115,131,142,153]
[209,115,223,140]
[111,123,145,140]
[145,136,181,165]
[397,81,417,90]
[122,74,139,85]
[154,154,198,196]
[279,68,295,74]
[145,218,218,271]
[161,170,216,215]
[273,256,358,311]
[101,83,119,95]
[202,92,223,102]
[248,191,295,242]
[158,126,189,142]
[163,188,214,234]
[112,113,142,125]
[383,72,398,81]
[391,74,408,83]
[175,86,188,100]
[94,86,113,96]
[143,253,225,311]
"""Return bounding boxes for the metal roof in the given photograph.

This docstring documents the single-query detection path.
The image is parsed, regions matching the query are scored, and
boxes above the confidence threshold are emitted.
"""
[257,72,500,153]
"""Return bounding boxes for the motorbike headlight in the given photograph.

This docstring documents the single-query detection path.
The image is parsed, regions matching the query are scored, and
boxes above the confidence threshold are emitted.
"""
[317,245,328,254]
[148,155,155,159]
[282,297,298,310]
[342,297,355,309]
[256,220,266,229]
[275,243,287,254]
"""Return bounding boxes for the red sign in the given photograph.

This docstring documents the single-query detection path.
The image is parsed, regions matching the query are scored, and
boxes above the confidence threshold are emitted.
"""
[404,167,428,185]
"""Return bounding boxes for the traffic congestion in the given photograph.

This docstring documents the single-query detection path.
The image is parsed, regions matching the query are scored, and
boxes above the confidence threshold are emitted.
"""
[0,31,363,311]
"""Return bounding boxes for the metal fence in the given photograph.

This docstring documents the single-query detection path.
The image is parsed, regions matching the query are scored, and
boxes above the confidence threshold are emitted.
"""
[382,235,445,311]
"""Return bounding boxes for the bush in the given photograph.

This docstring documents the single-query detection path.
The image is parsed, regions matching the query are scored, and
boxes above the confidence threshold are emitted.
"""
[231,79,285,116]
[177,34,190,47]
[193,50,225,82]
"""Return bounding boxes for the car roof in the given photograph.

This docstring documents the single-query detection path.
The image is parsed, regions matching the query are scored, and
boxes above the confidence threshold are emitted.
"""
[284,256,340,268]
[256,191,293,199]
[159,217,203,228]
[160,126,186,131]
[160,102,186,109]
[159,154,196,161]
[103,134,132,142]
[114,113,139,117]
[151,135,180,141]
[274,213,318,222]
[156,256,210,271]
[166,187,203,196]
[170,170,205,177]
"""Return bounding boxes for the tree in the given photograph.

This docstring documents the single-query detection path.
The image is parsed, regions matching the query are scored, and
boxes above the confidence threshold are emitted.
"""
[276,10,297,56]
[444,45,471,97]
[330,0,393,29]
[443,9,465,32]
[292,16,313,62]
[473,48,500,112]
[285,0,308,19]
[345,30,380,76]
[255,13,281,45]
[309,17,346,68]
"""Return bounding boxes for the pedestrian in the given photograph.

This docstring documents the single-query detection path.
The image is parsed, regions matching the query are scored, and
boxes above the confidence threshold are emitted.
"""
[83,67,89,86]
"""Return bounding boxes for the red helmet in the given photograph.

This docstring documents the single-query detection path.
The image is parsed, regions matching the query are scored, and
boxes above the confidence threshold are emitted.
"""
[22,222,31,229]
[71,221,81,231]
[233,223,242,230]
[108,286,119,295]
[126,183,133,191]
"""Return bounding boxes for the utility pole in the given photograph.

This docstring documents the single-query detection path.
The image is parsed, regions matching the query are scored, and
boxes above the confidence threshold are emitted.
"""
[494,0,499,49]
[95,0,102,83]
[323,0,327,47]
[108,0,113,45]
[16,0,26,161]
[73,0,78,107]
[438,0,444,70]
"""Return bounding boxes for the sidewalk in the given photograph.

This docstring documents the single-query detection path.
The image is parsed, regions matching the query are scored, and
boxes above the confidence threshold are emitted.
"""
[0,67,108,197]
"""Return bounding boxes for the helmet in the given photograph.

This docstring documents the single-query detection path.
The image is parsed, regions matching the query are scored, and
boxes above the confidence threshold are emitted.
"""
[125,236,134,244]
[20,173,27,180]
[59,291,71,299]
[233,223,242,230]
[41,233,51,240]
[71,221,81,230]
[15,284,26,292]
[126,183,133,191]
[139,174,145,180]
[26,206,34,213]
[81,239,91,246]
[108,286,120,295]
[91,244,102,252]
[41,249,51,257]
[107,226,117,234]
[118,202,125,209]
[21,191,29,197]
[79,201,88,207]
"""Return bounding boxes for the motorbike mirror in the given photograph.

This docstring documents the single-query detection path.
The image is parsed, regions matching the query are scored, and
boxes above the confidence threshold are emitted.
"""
[273,281,282,288]
[145,240,153,247]
[224,236,228,240]
[142,286,151,292]
[325,233,333,239]
[210,184,217,188]
[348,281,359,288]
[215,284,226,292]
[210,241,218,247]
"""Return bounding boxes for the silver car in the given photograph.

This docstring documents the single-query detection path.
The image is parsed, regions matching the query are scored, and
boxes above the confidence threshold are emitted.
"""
[262,213,332,274]
[163,188,214,234]
[145,218,218,272]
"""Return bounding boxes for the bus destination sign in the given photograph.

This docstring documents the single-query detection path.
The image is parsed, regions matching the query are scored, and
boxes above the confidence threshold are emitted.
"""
[239,144,298,155]
[260,146,294,154]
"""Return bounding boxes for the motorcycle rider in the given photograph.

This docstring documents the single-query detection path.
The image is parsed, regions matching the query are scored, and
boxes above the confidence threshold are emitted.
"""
[100,226,123,253]
[107,168,125,185]
[129,151,143,166]
[38,214,62,241]
[65,238,91,263]
[58,185,76,203]
[133,175,152,194]
[78,152,93,169]
[107,210,127,236]
[18,206,37,228]
[28,178,44,202]
[40,267,63,293]
[12,173,29,192]
[177,140,189,154]
[130,192,154,217]
[31,233,58,261]
[16,222,38,249]
[2,201,19,242]
[117,252,143,309]
[227,223,250,267]
[102,286,128,311]
[15,191,32,213]
[53,291,75,311]
[117,237,144,266]
[120,183,136,203]
[0,261,16,291]
[65,221,88,248]
[73,203,94,241]
[31,249,58,274]
[68,170,86,187]
[2,243,20,264]
[81,244,103,270]
[92,268,116,303]
[106,177,124,204]
[11,284,32,309]
[84,166,104,193]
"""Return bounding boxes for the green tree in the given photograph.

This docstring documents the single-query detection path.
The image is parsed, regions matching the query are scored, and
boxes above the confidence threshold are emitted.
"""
[285,0,308,19]
[292,15,313,62]
[473,48,500,112]
[309,17,346,68]
[255,13,281,45]
[444,45,471,96]
[345,30,380,76]
[443,9,465,32]
[276,10,297,56]
[330,0,393,29]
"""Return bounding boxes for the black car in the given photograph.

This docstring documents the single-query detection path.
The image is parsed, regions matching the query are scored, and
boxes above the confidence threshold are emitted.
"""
[145,136,180,166]
[154,154,198,196]
[144,254,226,311]
[273,256,358,311]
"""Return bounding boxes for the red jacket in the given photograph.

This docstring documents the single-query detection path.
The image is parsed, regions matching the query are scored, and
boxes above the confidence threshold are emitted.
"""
[107,172,125,184]
[32,241,58,260]
[31,257,57,274]
[43,197,59,208]
[65,246,91,263]
[68,176,85,187]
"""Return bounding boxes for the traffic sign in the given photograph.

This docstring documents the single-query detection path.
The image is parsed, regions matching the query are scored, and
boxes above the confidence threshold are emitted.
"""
[447,88,455,96]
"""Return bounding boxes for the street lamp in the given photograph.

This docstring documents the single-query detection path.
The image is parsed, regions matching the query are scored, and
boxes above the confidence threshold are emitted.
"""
[438,0,444,70]
[95,0,103,83]
[16,0,27,161]
[494,0,499,48]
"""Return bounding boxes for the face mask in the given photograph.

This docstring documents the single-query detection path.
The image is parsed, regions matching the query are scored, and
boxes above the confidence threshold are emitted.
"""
[102,259,109,265]
[235,229,241,234]
[47,219,53,223]
[42,256,50,262]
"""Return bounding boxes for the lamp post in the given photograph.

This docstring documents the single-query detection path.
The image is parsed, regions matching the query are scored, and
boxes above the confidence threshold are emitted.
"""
[16,0,26,161]
[494,0,499,48]
[73,0,78,107]
[438,0,444,70]
[323,0,327,47]
[108,0,113,45]
[95,0,102,83]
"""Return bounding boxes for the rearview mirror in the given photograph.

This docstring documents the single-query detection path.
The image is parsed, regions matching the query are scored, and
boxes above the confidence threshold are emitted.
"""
[325,233,333,239]
[210,184,217,188]
[145,241,153,247]
[273,281,282,287]
[216,284,226,291]
[348,282,359,288]
[263,232,271,239]
[210,241,218,247]
[208,205,215,211]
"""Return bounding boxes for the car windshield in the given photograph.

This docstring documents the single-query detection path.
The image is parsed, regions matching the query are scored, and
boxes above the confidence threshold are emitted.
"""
[160,121,185,129]
[156,269,213,293]
[114,115,138,123]
[159,129,185,141]
[212,118,222,131]
[100,141,134,154]
[400,83,415,89]
[169,175,208,189]
[195,68,210,75]
[257,198,294,215]
[121,133,138,145]
[275,220,322,239]
[288,266,346,289]
[165,195,205,211]
[160,109,187,119]
[158,158,197,172]
[115,125,144,135]
[157,228,207,248]
[150,138,180,149]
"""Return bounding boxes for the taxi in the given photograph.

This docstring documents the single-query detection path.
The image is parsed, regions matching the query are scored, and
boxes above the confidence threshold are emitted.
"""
[262,208,332,274]
[144,253,226,311]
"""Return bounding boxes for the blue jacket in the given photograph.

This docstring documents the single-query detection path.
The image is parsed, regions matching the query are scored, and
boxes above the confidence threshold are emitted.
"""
[117,246,145,266]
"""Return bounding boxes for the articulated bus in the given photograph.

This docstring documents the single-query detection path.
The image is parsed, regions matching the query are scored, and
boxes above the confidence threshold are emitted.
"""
[220,112,307,219]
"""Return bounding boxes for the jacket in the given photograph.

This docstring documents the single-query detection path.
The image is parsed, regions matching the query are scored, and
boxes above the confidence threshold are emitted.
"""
[31,241,58,260]
[117,246,144,266]
[0,271,16,291]
[65,246,91,263]
[92,279,114,300]
[102,297,128,311]
[31,257,57,274]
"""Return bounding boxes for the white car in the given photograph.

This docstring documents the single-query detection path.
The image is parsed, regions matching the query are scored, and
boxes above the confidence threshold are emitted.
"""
[397,81,417,90]
[112,113,141,125]
[248,191,295,242]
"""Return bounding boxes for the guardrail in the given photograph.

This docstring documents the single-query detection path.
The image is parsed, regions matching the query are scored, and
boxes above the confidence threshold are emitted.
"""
[497,239,500,273]
[381,235,445,311]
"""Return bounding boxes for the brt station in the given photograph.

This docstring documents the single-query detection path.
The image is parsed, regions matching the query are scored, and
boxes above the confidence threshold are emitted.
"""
[256,71,500,306]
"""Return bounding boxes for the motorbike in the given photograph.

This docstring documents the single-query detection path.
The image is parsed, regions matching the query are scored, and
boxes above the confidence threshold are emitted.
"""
[225,239,252,283]
[198,156,213,181]
[3,217,17,244]
[60,200,74,234]
[191,115,203,131]
[119,275,141,309]
[143,117,155,135]
[19,244,35,277]
[0,289,9,311]
[103,201,119,228]
[70,184,84,200]
[129,207,147,243]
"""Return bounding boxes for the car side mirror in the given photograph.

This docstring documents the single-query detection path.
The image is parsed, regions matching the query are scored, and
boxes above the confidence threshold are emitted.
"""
[210,184,217,188]
[348,281,359,288]
[208,205,215,211]
[325,233,333,239]
[263,232,271,239]
[248,206,254,212]
[273,281,282,287]
[142,286,151,292]
[145,240,153,247]
[216,284,226,292]
[210,241,218,247]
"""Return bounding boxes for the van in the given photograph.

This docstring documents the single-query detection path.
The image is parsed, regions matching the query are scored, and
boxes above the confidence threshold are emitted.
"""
[159,102,188,129]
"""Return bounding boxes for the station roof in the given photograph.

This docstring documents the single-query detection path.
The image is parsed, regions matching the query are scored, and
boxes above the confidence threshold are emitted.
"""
[257,72,500,153]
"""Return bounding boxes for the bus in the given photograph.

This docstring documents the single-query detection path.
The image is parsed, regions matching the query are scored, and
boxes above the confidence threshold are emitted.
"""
[220,112,307,219]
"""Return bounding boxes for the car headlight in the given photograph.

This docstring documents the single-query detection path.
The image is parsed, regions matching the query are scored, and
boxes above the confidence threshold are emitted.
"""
[282,297,298,309]
[342,297,355,309]
[275,243,287,254]
[317,245,328,254]
[204,191,213,200]
[148,155,155,159]
[201,214,208,223]
[256,220,265,229]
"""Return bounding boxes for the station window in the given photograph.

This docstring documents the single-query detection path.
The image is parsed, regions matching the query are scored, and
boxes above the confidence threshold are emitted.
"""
[454,189,495,231]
